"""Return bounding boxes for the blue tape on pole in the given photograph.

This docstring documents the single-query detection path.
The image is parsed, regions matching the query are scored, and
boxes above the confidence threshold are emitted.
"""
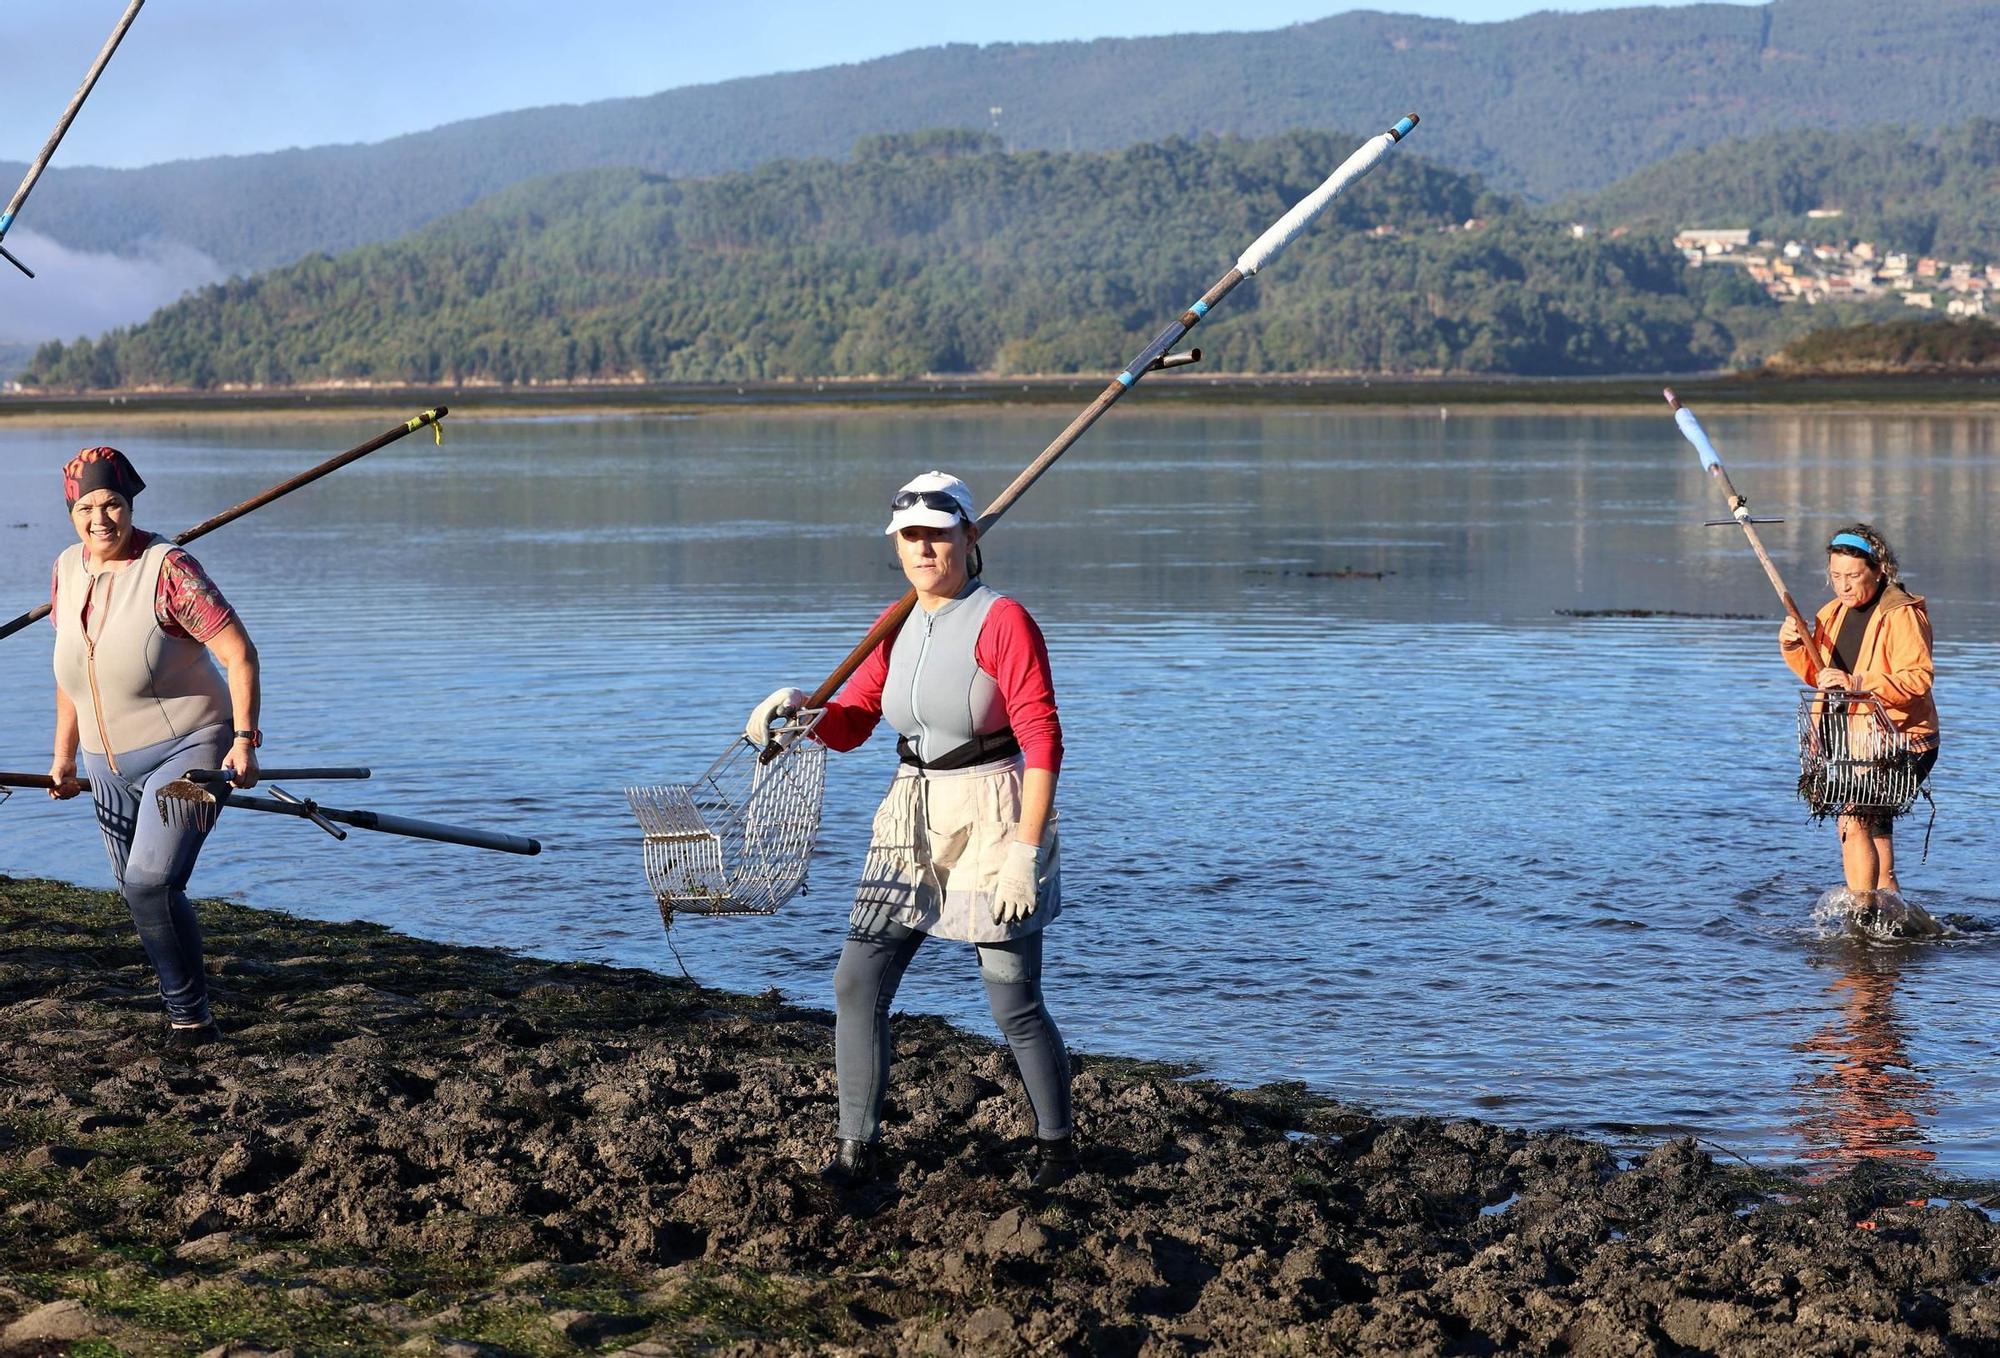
[0,212,13,235]
[1116,371,1136,388]
[1674,407,1724,472]
[1391,115,1418,140]
[1190,300,1210,318]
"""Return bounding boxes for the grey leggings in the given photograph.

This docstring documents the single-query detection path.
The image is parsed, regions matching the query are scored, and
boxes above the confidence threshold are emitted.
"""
[79,723,231,1025]
[832,916,1072,1144]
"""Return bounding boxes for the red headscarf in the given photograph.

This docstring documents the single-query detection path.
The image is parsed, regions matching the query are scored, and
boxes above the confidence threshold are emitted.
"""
[62,446,146,509]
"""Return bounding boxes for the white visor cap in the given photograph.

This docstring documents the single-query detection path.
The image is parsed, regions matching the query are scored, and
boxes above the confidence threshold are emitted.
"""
[884,470,977,535]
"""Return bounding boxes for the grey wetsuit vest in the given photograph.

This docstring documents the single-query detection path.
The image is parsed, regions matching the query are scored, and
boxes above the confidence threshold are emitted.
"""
[880,580,1014,769]
[52,539,230,764]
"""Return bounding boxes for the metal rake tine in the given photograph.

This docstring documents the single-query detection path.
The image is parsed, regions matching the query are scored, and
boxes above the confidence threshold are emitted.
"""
[628,732,824,916]
[155,778,220,832]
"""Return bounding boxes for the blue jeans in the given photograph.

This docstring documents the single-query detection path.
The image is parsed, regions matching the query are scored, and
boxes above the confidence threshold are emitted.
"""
[80,723,231,1025]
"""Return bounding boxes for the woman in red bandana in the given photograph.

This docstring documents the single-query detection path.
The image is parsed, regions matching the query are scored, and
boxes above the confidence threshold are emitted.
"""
[45,446,263,1049]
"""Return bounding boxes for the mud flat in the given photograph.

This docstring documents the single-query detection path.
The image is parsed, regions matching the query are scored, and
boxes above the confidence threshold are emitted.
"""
[1,875,1995,1357]
[6,371,2000,426]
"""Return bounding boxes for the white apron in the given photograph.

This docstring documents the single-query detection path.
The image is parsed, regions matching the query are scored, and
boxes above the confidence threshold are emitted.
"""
[852,757,1060,943]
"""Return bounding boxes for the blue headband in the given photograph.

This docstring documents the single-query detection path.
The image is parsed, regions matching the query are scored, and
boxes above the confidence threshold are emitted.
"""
[1828,532,1877,559]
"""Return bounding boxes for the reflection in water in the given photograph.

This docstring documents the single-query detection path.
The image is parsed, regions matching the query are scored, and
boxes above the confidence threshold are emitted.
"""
[1793,943,1939,1172]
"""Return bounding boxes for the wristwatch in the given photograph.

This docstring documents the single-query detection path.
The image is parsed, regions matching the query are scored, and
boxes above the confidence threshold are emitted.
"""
[233,729,263,748]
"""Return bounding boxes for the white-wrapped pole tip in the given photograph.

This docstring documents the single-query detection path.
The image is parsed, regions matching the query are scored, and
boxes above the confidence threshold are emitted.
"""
[1235,115,1420,278]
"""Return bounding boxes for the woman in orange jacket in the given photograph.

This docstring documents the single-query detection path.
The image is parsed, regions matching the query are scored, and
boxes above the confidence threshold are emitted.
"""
[1779,525,1938,900]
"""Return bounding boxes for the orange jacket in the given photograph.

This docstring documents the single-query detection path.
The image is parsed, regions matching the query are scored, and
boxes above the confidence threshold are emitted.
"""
[1780,583,1937,748]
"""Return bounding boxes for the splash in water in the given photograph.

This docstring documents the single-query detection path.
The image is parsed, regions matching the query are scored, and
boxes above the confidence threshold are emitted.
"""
[1812,888,1947,942]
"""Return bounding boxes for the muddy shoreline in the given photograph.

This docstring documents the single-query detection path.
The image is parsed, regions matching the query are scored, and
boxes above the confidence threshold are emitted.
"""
[1,874,1996,1356]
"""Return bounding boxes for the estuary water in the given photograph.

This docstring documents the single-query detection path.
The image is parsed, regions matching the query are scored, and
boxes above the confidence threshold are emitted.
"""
[2,404,1996,1176]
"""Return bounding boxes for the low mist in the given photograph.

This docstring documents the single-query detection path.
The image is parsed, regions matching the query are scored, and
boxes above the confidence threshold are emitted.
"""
[0,228,225,372]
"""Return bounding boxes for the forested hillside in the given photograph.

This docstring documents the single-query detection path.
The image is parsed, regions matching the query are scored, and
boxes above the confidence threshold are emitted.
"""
[1575,120,2000,261]
[4,0,1996,274]
[22,131,1801,388]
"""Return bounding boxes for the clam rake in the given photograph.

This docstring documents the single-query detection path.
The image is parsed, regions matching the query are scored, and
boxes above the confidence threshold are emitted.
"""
[1795,690,1923,822]
[1665,390,1923,823]
[155,766,370,831]
[628,113,1422,924]
[627,711,828,917]
[0,769,542,855]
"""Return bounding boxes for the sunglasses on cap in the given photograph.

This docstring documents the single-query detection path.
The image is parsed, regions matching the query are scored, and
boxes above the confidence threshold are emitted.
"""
[890,488,970,518]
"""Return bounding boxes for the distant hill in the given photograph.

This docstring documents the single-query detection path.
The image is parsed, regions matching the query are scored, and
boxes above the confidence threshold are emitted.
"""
[1572,119,2000,261]
[4,0,1997,277]
[21,130,1792,388]
[1766,317,2000,372]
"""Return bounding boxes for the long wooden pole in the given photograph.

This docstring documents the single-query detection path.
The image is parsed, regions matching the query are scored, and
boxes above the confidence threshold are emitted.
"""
[0,0,148,278]
[0,407,448,642]
[793,115,1421,725]
[1664,387,1827,664]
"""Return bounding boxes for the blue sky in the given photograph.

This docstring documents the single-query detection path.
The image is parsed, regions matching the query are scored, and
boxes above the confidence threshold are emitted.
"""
[4,0,1761,170]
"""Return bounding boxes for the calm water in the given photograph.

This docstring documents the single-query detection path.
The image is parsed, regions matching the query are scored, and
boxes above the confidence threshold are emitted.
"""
[2,406,1996,1176]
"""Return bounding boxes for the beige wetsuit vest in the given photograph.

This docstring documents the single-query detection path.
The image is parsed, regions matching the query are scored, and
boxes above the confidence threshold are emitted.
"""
[52,539,230,767]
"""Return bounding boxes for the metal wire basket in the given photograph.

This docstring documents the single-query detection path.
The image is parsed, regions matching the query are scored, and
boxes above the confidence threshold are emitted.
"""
[1796,689,1922,819]
[626,713,827,919]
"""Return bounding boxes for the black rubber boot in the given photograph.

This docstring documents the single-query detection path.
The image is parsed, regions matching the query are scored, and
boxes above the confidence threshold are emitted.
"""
[1026,1133,1079,1189]
[819,1138,878,1186]
[164,1021,222,1053]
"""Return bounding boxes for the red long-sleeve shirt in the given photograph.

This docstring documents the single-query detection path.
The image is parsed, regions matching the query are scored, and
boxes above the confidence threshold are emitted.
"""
[815,596,1064,773]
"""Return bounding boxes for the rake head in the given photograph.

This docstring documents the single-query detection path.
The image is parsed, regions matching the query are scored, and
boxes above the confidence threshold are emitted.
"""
[628,715,828,922]
[156,778,221,832]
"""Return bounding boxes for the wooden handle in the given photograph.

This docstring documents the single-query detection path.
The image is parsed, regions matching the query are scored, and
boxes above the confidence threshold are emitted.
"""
[1666,390,1830,667]
[0,410,448,645]
[0,772,92,792]
[786,121,1419,738]
[1,0,148,234]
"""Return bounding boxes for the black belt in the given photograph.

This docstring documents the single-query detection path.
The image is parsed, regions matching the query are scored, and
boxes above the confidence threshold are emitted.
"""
[896,729,1021,771]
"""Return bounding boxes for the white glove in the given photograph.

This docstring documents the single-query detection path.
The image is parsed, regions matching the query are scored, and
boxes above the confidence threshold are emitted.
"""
[991,839,1044,924]
[746,687,808,747]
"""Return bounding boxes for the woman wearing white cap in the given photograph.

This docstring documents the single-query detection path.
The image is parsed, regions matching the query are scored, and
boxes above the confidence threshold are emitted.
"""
[748,470,1073,1188]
